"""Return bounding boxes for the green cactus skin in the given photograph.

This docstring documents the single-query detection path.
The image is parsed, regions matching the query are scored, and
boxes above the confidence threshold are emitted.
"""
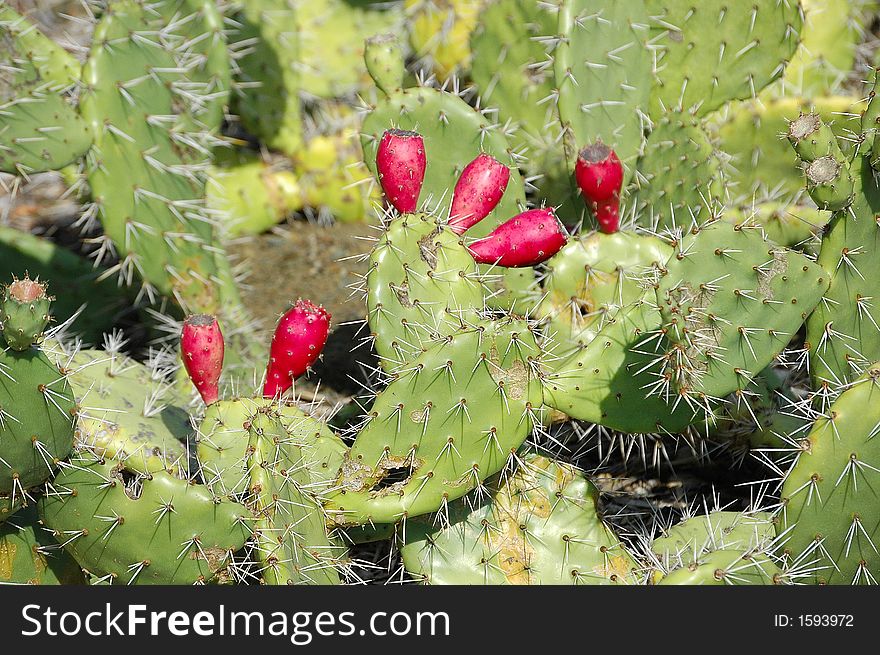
[807,158,880,386]
[401,451,638,585]
[538,231,671,348]
[1,276,51,352]
[655,548,783,585]
[787,113,855,211]
[554,0,652,178]
[716,96,863,202]
[542,298,698,434]
[784,0,862,96]
[653,220,830,403]
[81,1,223,314]
[0,342,75,519]
[365,34,406,97]
[197,398,347,497]
[1,494,23,526]
[0,5,92,175]
[469,0,566,205]
[723,202,829,251]
[298,0,404,100]
[197,399,347,584]
[0,227,132,344]
[324,319,543,526]
[157,0,231,138]
[777,364,880,585]
[630,111,724,231]
[0,505,85,585]
[208,150,302,238]
[244,412,343,585]
[652,511,776,567]
[366,213,485,369]
[39,451,251,585]
[61,349,191,477]
[230,0,302,155]
[645,0,804,118]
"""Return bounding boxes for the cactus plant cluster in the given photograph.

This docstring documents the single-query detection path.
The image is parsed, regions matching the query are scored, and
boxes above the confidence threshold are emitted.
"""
[0,0,879,587]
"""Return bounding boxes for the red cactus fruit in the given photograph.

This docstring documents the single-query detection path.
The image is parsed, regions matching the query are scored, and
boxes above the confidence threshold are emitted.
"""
[376,129,426,214]
[263,299,331,398]
[467,208,567,268]
[448,153,510,234]
[574,141,623,234]
[181,314,224,406]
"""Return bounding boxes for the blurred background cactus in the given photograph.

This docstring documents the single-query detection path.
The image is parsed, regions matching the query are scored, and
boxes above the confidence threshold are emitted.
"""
[1,0,879,586]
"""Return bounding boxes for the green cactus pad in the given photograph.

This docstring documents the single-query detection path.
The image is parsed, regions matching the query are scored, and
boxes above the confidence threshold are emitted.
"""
[0,505,85,584]
[62,349,190,477]
[245,413,343,585]
[81,0,222,312]
[0,6,92,174]
[542,298,698,434]
[716,96,863,202]
[539,231,671,348]
[723,202,829,250]
[230,0,302,155]
[470,0,556,155]
[39,451,251,585]
[365,33,405,97]
[807,157,880,385]
[208,150,302,238]
[645,0,803,117]
[298,0,404,99]
[652,511,776,567]
[654,220,830,402]
[153,0,231,136]
[324,319,543,525]
[778,364,880,584]
[656,548,782,585]
[710,367,809,451]
[0,346,75,498]
[366,212,485,368]
[401,451,638,584]
[0,227,132,344]
[1,276,51,351]
[197,398,348,498]
[554,0,652,176]
[630,111,724,231]
[783,0,861,96]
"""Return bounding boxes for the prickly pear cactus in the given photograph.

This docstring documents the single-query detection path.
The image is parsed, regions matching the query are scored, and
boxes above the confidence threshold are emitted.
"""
[401,451,638,584]
[81,0,224,313]
[652,220,829,403]
[645,0,804,117]
[324,319,543,525]
[0,279,75,524]
[0,506,85,585]
[366,212,485,368]
[60,347,191,477]
[777,364,880,584]
[0,5,92,175]
[554,0,652,175]
[39,451,251,585]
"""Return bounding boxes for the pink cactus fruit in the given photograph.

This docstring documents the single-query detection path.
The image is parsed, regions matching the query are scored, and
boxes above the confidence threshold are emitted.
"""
[262,299,331,398]
[447,153,510,234]
[376,129,426,214]
[574,141,623,234]
[467,208,567,268]
[181,314,225,405]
